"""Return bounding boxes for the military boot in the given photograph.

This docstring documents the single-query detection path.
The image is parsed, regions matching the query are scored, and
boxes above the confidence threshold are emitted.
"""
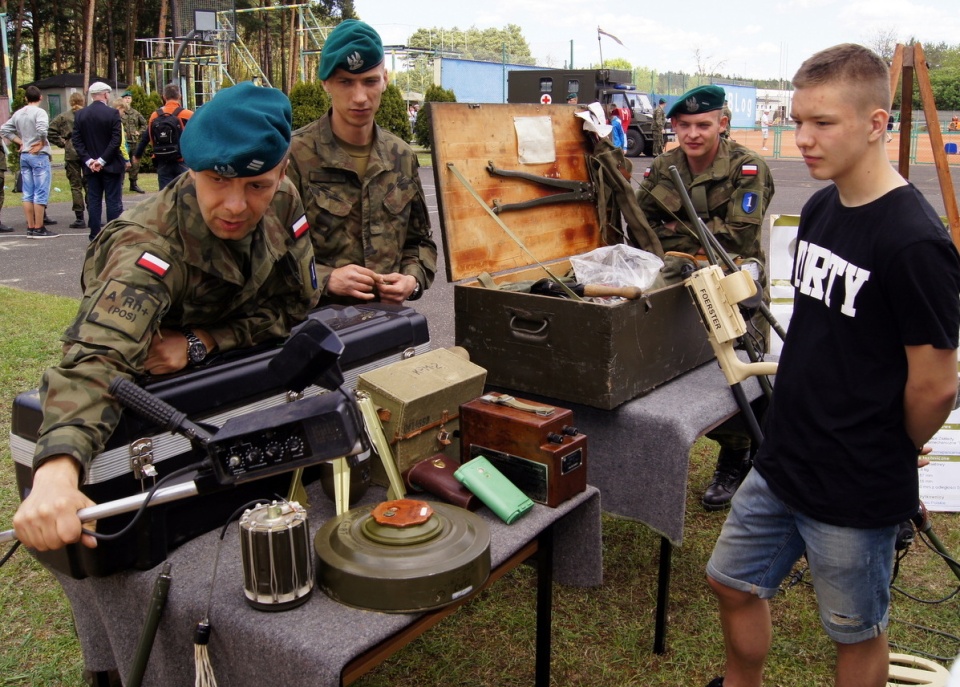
[69,212,87,229]
[130,180,145,194]
[702,447,751,511]
[43,211,57,225]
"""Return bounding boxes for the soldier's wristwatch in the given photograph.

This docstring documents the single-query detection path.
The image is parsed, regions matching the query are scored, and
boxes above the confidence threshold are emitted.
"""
[182,329,208,365]
[408,278,423,301]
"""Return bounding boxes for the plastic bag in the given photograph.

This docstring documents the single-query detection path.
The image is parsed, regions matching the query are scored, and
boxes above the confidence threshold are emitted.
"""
[570,244,664,291]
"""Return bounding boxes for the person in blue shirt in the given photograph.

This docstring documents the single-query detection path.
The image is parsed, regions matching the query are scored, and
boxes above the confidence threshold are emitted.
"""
[607,104,627,154]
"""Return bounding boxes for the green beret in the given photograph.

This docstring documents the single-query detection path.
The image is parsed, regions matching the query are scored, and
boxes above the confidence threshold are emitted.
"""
[122,90,133,97]
[566,92,578,101]
[181,82,292,178]
[318,19,384,81]
[667,85,725,118]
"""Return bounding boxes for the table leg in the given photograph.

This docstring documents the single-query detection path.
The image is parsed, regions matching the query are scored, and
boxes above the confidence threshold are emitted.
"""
[535,526,554,687]
[654,536,672,654]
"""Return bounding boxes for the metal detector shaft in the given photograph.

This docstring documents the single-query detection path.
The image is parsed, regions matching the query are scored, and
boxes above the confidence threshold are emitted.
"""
[0,481,200,545]
[913,508,960,582]
[666,165,787,343]
[127,562,172,687]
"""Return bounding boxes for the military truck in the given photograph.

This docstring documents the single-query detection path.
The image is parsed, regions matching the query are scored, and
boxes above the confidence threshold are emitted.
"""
[507,68,667,157]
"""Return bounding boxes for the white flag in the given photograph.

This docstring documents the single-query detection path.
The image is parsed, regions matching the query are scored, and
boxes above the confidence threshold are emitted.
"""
[598,27,624,47]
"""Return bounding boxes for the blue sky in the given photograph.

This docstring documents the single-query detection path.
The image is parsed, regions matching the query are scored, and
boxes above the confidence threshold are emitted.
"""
[353,0,959,81]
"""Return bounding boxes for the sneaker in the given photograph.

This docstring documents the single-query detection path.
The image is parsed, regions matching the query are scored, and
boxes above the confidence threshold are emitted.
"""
[702,448,750,511]
[0,222,14,233]
[28,227,60,239]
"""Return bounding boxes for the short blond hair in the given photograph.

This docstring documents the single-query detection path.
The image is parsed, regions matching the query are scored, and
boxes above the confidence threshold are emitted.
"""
[793,43,891,114]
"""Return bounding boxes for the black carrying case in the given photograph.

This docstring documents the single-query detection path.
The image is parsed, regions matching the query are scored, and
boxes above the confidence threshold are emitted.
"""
[9,304,430,578]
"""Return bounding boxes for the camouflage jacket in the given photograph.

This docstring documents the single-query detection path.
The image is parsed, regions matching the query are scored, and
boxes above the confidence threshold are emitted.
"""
[286,112,437,306]
[48,110,79,161]
[721,106,733,139]
[121,107,148,147]
[637,138,774,261]
[652,106,666,134]
[34,174,319,474]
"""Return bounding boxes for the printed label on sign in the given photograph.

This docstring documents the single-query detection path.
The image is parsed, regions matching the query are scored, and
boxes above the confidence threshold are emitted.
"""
[86,279,160,341]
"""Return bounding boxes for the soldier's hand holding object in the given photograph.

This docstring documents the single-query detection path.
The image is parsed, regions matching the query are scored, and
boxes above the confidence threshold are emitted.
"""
[376,273,417,304]
[328,264,379,301]
[12,456,97,551]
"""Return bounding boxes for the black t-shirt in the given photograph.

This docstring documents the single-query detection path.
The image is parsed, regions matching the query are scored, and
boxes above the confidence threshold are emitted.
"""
[754,183,960,528]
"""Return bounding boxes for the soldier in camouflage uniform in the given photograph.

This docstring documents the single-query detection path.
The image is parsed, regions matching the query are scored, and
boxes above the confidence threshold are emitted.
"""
[721,99,733,140]
[120,90,147,193]
[652,98,667,156]
[637,84,775,511]
[48,92,88,228]
[12,82,319,552]
[287,19,436,307]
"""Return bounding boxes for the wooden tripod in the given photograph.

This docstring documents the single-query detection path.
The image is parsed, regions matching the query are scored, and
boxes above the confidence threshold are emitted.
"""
[889,42,960,249]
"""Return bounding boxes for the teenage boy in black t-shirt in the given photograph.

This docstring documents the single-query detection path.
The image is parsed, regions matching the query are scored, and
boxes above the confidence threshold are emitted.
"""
[703,43,960,687]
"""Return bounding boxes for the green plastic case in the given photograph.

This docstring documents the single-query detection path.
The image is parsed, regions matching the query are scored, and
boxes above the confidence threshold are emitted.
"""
[454,456,534,524]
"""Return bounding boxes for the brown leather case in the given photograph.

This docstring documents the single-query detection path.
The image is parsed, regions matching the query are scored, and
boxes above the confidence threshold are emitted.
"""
[403,455,481,511]
[459,392,587,507]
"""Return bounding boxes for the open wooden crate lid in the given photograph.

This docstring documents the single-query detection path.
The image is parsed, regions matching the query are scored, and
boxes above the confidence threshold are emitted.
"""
[429,102,602,283]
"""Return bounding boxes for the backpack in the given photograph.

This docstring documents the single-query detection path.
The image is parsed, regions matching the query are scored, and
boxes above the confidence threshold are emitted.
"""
[150,106,184,160]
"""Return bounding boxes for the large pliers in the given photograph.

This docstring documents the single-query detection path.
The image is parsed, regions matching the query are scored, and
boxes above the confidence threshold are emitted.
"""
[486,161,596,214]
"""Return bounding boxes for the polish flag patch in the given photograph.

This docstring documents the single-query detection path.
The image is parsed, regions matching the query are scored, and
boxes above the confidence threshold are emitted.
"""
[643,167,652,178]
[135,252,171,277]
[741,164,759,176]
[289,214,310,240]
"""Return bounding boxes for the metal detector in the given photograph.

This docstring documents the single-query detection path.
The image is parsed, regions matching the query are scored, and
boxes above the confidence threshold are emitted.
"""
[669,165,779,444]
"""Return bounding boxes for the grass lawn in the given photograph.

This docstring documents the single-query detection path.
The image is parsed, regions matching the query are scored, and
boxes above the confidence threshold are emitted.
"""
[0,285,958,685]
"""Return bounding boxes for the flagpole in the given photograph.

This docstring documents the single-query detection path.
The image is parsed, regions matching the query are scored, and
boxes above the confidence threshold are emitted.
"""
[597,27,604,69]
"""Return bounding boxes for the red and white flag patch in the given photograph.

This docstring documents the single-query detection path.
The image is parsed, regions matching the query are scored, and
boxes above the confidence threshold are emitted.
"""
[290,214,310,240]
[741,164,759,176]
[643,167,652,178]
[135,252,171,277]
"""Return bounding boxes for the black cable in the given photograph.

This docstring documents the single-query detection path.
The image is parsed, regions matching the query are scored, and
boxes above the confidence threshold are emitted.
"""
[891,582,960,605]
[0,540,21,569]
[85,460,209,542]
[918,529,960,570]
[888,618,960,664]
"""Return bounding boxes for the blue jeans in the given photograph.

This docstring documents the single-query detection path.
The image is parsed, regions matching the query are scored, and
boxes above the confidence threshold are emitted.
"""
[156,160,187,190]
[707,469,897,644]
[85,171,123,237]
[20,153,51,205]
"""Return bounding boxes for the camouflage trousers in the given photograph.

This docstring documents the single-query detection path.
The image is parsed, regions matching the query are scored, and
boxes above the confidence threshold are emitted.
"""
[653,131,664,156]
[126,144,140,185]
[65,159,86,214]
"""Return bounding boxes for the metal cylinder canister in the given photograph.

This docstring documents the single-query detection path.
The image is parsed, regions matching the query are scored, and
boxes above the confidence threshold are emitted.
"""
[238,501,313,611]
